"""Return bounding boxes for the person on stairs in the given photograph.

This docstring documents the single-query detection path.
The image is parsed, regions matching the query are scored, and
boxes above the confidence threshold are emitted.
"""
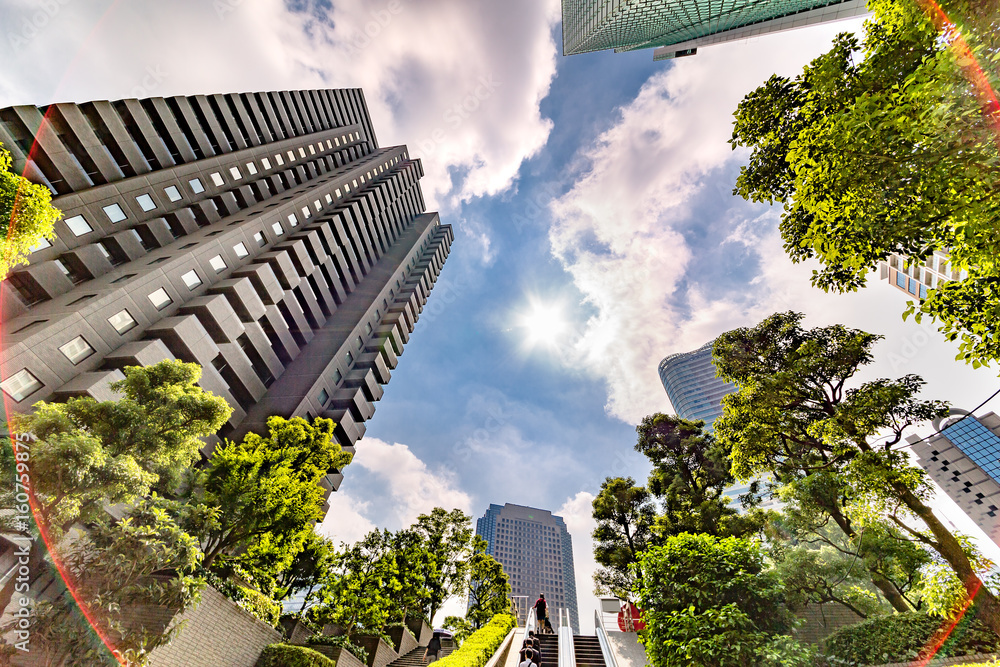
[519,639,541,667]
[533,594,549,634]
[424,634,442,664]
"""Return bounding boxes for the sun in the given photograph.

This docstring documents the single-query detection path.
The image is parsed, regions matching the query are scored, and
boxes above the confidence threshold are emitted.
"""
[518,297,568,349]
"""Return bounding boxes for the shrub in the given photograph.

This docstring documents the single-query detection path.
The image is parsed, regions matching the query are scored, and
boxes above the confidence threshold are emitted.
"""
[257,643,335,667]
[307,633,370,663]
[199,569,282,627]
[435,614,515,667]
[820,611,1000,665]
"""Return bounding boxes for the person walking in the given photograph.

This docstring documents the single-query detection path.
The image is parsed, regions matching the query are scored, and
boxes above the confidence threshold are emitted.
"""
[533,594,548,634]
[424,634,442,664]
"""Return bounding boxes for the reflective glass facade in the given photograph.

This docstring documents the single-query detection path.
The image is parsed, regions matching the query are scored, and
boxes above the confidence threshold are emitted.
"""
[658,340,735,429]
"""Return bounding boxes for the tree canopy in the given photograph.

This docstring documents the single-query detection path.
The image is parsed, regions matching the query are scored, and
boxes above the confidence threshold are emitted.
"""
[591,476,656,598]
[0,142,61,280]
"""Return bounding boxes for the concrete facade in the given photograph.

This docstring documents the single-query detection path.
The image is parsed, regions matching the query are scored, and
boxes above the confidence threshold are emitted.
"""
[910,412,1000,546]
[475,503,580,633]
[0,89,453,511]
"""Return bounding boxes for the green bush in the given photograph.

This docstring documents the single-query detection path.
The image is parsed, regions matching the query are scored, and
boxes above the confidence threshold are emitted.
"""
[307,633,370,663]
[256,643,335,667]
[820,611,1000,665]
[198,568,282,627]
[435,614,515,667]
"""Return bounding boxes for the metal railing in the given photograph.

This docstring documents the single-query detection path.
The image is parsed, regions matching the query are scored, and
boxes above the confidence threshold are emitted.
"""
[557,608,577,667]
[526,605,538,636]
[594,610,620,667]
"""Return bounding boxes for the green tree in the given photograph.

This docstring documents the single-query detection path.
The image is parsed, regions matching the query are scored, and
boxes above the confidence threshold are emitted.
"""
[311,529,399,637]
[442,615,474,644]
[414,507,474,623]
[0,142,61,280]
[2,501,204,666]
[729,0,1000,368]
[637,533,809,667]
[636,414,765,539]
[713,311,1000,633]
[465,535,511,629]
[386,527,434,624]
[591,476,656,598]
[182,416,350,573]
[273,531,337,612]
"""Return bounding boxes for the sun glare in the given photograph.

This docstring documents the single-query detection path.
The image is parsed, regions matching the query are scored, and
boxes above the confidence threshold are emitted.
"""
[519,298,568,348]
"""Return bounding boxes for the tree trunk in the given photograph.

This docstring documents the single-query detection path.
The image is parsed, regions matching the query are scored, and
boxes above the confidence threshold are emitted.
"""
[822,500,914,613]
[892,482,1000,634]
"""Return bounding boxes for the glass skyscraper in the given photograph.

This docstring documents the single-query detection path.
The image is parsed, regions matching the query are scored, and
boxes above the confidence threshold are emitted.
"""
[474,503,579,632]
[561,0,869,60]
[658,340,735,429]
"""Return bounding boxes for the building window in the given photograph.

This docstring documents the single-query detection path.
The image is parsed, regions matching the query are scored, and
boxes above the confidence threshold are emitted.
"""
[327,139,333,149]
[246,162,258,175]
[356,335,363,350]
[209,255,227,272]
[335,188,342,198]
[298,147,306,158]
[287,150,295,162]
[230,166,243,180]
[233,242,249,258]
[65,214,94,236]
[345,351,353,366]
[272,222,284,237]
[111,273,136,284]
[314,200,322,212]
[365,322,373,335]
[275,153,284,166]
[164,185,182,202]
[29,237,52,253]
[108,309,137,334]
[301,207,310,219]
[148,287,172,309]
[189,178,205,194]
[181,270,202,289]
[135,194,157,212]
[102,204,127,223]
[334,368,343,384]
[261,157,272,170]
[1,369,42,402]
[210,172,224,187]
[254,231,266,247]
[287,214,298,227]
[59,336,95,364]
[895,272,906,289]
[318,388,329,405]
[325,194,333,205]
[908,278,918,295]
[352,179,358,188]
[335,136,341,146]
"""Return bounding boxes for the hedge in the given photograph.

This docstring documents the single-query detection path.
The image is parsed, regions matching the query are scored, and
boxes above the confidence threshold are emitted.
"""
[307,633,370,663]
[434,614,516,667]
[256,643,336,667]
[820,612,1000,665]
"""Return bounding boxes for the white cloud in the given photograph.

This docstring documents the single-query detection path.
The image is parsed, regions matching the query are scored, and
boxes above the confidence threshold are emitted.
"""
[557,491,599,634]
[317,492,377,546]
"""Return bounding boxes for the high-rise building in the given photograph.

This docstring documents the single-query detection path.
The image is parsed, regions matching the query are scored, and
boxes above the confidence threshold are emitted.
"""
[658,340,735,429]
[910,412,1000,545]
[0,89,452,512]
[879,251,962,302]
[561,0,868,60]
[475,503,579,632]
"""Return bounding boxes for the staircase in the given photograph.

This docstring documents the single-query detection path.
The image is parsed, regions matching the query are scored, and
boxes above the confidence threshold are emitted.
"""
[572,636,606,667]
[536,633,558,667]
[388,639,456,667]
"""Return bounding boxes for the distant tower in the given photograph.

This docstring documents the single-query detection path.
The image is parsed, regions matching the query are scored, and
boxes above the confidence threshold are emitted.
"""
[658,340,735,430]
[474,503,579,633]
[879,251,961,302]
[910,412,1000,546]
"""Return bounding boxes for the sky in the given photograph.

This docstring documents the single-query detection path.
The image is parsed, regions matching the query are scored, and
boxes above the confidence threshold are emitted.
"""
[3,0,1000,632]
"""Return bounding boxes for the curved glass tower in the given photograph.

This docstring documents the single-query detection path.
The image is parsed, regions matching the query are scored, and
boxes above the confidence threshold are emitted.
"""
[658,340,735,429]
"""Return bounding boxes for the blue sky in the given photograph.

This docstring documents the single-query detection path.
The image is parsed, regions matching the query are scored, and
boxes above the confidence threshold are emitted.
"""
[2,0,999,629]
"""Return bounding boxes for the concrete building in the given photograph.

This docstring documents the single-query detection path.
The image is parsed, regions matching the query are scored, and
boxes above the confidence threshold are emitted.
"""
[0,89,452,512]
[910,412,1000,546]
[879,250,963,302]
[475,503,580,632]
[658,340,735,429]
[561,0,869,60]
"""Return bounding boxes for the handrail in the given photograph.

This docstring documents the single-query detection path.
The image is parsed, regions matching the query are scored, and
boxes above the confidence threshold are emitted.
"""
[558,608,576,667]
[594,610,620,667]
[526,605,538,636]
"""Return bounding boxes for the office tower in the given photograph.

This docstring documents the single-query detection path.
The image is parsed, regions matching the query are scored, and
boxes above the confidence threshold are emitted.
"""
[0,89,452,511]
[475,503,579,632]
[658,339,735,429]
[879,251,962,301]
[910,412,1000,545]
[561,0,868,60]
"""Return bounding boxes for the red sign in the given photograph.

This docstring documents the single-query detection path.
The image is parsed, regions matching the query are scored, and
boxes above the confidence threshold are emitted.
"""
[617,602,645,632]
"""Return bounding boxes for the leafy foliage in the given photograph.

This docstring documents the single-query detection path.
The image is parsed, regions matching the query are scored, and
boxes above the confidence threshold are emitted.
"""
[415,507,474,622]
[434,614,515,667]
[0,141,61,280]
[466,536,511,629]
[443,615,475,644]
[256,643,336,667]
[636,533,806,667]
[820,611,1000,665]
[305,633,370,662]
[591,476,656,598]
[729,0,1000,369]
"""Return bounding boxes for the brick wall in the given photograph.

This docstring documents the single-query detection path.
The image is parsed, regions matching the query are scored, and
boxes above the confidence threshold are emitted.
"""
[389,625,419,655]
[354,634,399,667]
[869,652,999,667]
[148,585,281,667]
